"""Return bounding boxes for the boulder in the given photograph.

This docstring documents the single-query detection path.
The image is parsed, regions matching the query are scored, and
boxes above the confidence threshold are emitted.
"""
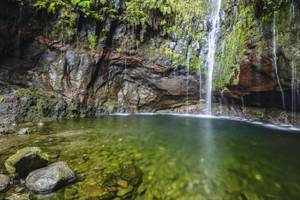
[5,147,49,178]
[0,174,10,192]
[17,128,30,135]
[25,161,76,194]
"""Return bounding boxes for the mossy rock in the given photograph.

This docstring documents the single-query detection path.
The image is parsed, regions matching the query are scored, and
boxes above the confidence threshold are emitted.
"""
[120,163,143,186]
[116,185,134,197]
[5,147,49,178]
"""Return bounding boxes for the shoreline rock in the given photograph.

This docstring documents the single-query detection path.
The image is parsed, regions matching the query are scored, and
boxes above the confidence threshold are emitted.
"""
[5,147,49,178]
[25,161,76,194]
[0,174,10,192]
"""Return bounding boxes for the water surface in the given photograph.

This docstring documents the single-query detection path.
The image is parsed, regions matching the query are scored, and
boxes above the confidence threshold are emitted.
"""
[1,115,300,199]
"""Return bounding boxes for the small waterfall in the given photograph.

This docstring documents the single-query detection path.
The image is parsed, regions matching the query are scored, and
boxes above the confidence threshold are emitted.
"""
[290,0,297,124]
[290,0,295,20]
[241,96,245,112]
[205,0,222,114]
[199,62,202,102]
[272,13,286,109]
[291,61,297,124]
[186,48,191,113]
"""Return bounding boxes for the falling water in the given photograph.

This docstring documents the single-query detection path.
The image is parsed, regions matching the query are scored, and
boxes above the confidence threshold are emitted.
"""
[205,0,222,114]
[290,2,297,124]
[291,62,297,124]
[272,13,286,109]
[186,48,191,113]
[290,0,295,20]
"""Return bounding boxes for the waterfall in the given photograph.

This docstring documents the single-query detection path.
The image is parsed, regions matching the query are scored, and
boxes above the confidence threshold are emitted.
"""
[290,0,295,20]
[291,61,297,124]
[205,0,222,114]
[290,2,297,124]
[186,48,191,113]
[272,13,286,109]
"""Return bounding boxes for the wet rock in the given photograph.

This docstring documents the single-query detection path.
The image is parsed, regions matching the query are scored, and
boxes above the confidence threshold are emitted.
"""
[116,185,133,197]
[5,193,30,200]
[96,191,116,200]
[0,174,10,192]
[116,179,128,188]
[99,163,143,200]
[17,128,30,135]
[25,161,76,194]
[120,163,143,186]
[0,127,15,135]
[15,185,26,193]
[5,147,49,178]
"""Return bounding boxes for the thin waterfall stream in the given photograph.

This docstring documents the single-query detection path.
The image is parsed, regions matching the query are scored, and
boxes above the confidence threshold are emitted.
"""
[272,13,286,109]
[205,0,222,114]
[292,62,297,124]
[290,1,297,124]
[186,48,190,113]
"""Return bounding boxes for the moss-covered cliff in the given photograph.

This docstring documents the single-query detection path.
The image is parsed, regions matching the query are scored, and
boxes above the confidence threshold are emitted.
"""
[0,0,299,126]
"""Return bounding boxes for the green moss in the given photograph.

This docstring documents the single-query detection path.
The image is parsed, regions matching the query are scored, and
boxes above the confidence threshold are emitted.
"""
[15,88,35,97]
[4,147,49,177]
[214,2,257,90]
[0,95,5,104]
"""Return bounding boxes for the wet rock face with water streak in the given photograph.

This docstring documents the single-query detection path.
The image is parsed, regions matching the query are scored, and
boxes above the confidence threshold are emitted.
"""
[25,161,76,194]
[219,1,300,112]
[5,147,49,178]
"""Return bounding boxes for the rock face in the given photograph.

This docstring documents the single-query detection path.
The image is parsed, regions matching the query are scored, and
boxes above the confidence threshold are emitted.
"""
[5,147,49,178]
[25,161,76,194]
[0,174,10,192]
[0,0,299,126]
[0,0,204,126]
[217,1,300,112]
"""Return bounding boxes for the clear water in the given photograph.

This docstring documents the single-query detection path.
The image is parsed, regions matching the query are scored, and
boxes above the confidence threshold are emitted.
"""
[1,115,300,200]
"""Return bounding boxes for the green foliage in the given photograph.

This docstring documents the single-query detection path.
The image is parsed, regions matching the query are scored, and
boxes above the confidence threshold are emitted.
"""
[87,32,97,49]
[34,0,118,43]
[214,2,256,90]
[0,95,5,104]
[15,88,36,97]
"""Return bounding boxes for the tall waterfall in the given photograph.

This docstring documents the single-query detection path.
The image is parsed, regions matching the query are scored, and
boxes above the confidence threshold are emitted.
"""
[291,62,297,123]
[272,13,286,109]
[205,0,222,114]
[290,0,297,124]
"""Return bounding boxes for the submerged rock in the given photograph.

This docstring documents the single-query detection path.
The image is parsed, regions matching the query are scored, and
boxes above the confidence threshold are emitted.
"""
[5,147,49,178]
[25,161,76,194]
[0,174,10,192]
[120,163,143,186]
[99,163,143,199]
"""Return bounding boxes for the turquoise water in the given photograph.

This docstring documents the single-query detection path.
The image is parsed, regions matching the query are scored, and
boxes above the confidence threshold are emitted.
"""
[1,115,300,199]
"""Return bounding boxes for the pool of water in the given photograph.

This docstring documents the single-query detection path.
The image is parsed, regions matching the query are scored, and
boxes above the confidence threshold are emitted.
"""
[1,115,300,199]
